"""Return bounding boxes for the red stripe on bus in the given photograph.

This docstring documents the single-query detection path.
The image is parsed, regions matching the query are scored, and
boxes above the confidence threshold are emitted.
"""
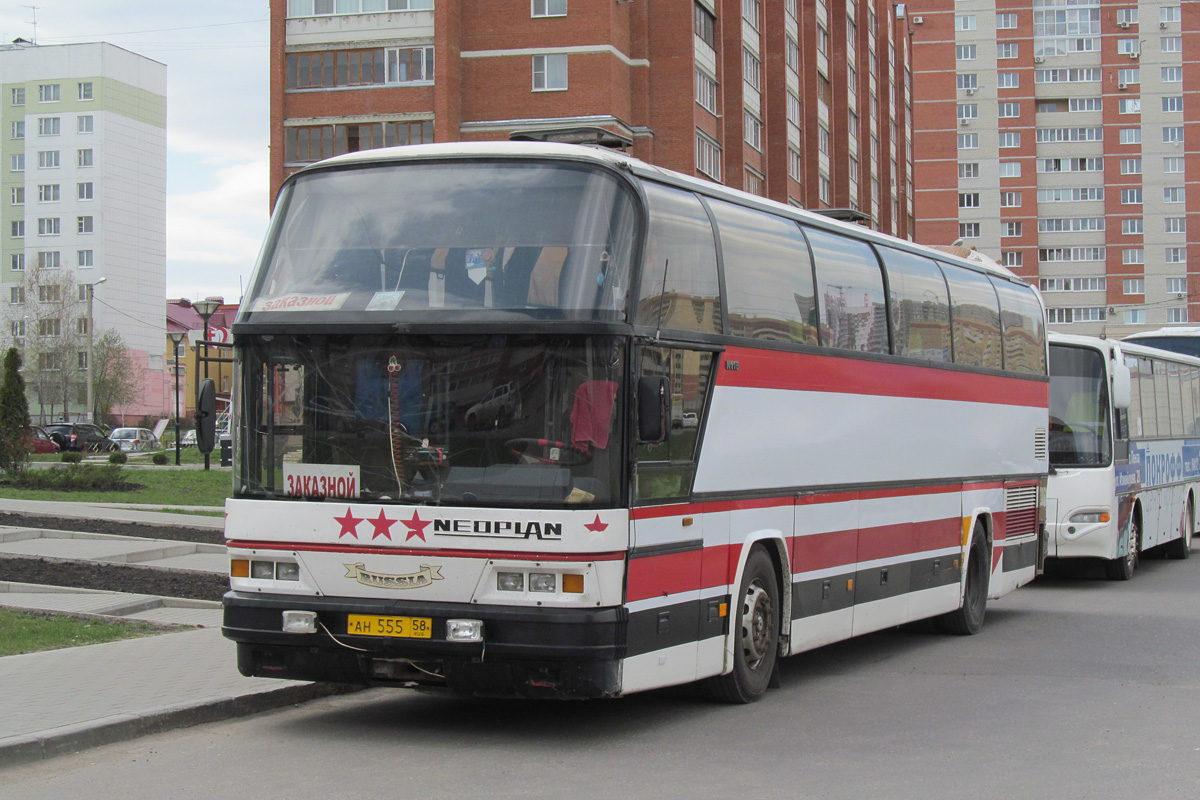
[857,518,962,562]
[634,482,989,519]
[631,495,794,520]
[716,346,1048,407]
[226,540,626,562]
[791,530,857,572]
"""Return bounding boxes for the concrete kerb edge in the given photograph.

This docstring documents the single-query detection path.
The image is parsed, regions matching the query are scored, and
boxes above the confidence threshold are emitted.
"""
[0,681,361,769]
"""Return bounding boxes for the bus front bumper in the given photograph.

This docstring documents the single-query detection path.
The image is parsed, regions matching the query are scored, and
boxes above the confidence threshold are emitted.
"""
[222,591,627,699]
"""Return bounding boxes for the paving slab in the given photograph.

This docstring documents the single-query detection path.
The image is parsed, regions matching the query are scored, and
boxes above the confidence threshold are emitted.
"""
[0,527,227,573]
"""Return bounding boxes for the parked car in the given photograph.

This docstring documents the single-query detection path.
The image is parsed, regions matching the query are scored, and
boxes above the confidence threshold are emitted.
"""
[26,426,60,454]
[109,427,160,452]
[43,423,119,453]
[465,382,522,430]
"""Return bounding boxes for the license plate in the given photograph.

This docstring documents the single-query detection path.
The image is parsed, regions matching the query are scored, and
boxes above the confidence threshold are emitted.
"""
[346,614,433,639]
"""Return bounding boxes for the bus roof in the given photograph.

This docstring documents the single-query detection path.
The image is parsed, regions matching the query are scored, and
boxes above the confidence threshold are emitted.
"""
[296,141,1028,287]
[1050,330,1200,367]
[1124,327,1200,340]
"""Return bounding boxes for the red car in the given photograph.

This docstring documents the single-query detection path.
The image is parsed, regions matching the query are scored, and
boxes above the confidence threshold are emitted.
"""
[26,426,61,454]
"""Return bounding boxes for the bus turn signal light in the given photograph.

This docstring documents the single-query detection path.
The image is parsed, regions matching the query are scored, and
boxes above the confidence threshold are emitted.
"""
[562,574,584,593]
[231,559,249,578]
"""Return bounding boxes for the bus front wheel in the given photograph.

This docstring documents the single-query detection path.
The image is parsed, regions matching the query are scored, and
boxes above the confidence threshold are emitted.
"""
[1105,515,1140,580]
[706,547,780,704]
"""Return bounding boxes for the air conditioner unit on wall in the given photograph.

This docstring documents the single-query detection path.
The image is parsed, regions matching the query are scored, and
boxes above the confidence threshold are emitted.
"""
[1130,51,1140,59]
[966,87,976,95]
[1160,21,1168,28]
[1118,21,1130,28]
[1034,56,1045,63]
[1118,81,1128,89]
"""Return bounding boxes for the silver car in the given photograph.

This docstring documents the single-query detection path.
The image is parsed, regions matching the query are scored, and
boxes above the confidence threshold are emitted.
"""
[110,427,160,452]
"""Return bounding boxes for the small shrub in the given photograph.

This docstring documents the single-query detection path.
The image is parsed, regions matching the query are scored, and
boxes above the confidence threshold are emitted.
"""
[7,462,140,491]
[61,451,83,464]
[109,451,128,465]
[151,452,168,465]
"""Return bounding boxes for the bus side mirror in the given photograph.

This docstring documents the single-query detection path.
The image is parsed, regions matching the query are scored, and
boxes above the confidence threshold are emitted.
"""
[195,378,217,454]
[637,376,670,443]
[1112,362,1131,410]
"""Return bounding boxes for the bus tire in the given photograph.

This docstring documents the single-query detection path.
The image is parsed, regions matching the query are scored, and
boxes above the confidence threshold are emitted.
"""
[706,547,780,704]
[1166,497,1193,560]
[936,525,989,636]
[1105,515,1140,580]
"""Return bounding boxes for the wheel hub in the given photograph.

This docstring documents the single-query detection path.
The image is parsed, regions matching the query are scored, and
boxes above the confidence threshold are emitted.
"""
[741,581,774,666]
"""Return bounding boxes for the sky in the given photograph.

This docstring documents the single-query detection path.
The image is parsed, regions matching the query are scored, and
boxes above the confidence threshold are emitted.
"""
[0,2,272,305]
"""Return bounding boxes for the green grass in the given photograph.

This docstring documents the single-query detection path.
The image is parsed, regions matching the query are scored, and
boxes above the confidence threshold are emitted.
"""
[0,466,232,507]
[0,608,170,655]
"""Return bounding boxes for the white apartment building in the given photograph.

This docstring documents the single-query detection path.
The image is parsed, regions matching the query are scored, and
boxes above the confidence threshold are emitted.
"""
[1,41,167,421]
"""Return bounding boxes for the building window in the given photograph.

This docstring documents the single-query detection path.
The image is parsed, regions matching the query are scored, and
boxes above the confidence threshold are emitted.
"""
[1166,277,1187,294]
[997,43,1018,59]
[37,117,60,136]
[1165,187,1185,203]
[998,102,1020,118]
[37,218,60,236]
[1002,222,1023,237]
[1161,96,1183,113]
[38,151,60,169]
[1123,219,1143,235]
[11,88,24,105]
[78,115,93,134]
[999,131,1021,148]
[997,12,1017,28]
[1161,36,1182,53]
[1162,66,1183,83]
[1123,310,1146,325]
[958,133,978,149]
[13,154,25,173]
[744,111,763,151]
[696,130,721,180]
[10,121,23,139]
[743,48,761,91]
[78,250,93,268]
[37,184,60,202]
[385,46,434,84]
[744,167,764,196]
[1120,158,1142,174]
[1117,38,1140,55]
[956,45,977,60]
[819,174,831,204]
[959,162,979,179]
[37,318,61,337]
[788,148,802,181]
[1001,252,1023,268]
[77,216,93,234]
[10,221,22,238]
[956,14,976,30]
[1117,68,1140,85]
[1165,247,1186,264]
[10,187,23,205]
[287,0,433,14]
[999,161,1021,178]
[284,120,432,163]
[743,0,760,29]
[998,72,1019,88]
[10,287,25,304]
[957,103,978,120]
[11,321,23,338]
[694,69,718,115]
[532,54,567,91]
[1167,308,1188,324]
[1000,191,1021,207]
[1124,278,1144,294]
[957,74,978,91]
[959,222,981,239]
[10,254,24,272]
[38,251,60,269]
[694,2,716,49]
[77,149,93,167]
[1165,218,1185,234]
[786,37,800,73]
[1118,98,1141,114]
[1163,127,1184,144]
[38,84,60,102]
[78,82,93,101]
[816,25,829,56]
[38,285,61,303]
[1120,128,1141,145]
[531,0,566,16]
[1121,188,1142,205]
[959,193,980,208]
[77,182,94,201]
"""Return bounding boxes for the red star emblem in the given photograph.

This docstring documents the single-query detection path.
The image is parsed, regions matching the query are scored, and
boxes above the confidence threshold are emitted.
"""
[368,509,396,540]
[401,510,431,542]
[584,514,608,533]
[335,507,362,539]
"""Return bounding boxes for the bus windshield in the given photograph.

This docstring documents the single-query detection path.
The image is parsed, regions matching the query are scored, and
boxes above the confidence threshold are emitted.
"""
[1049,345,1112,467]
[241,160,638,322]
[236,333,625,509]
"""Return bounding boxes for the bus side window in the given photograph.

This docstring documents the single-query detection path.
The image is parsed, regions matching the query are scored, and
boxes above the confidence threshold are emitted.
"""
[942,264,1003,370]
[803,226,889,354]
[991,277,1047,375]
[880,246,952,363]
[635,183,722,335]
[635,346,715,502]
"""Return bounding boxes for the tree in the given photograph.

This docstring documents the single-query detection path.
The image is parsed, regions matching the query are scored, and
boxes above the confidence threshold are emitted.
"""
[92,329,138,419]
[5,262,86,422]
[0,347,31,474]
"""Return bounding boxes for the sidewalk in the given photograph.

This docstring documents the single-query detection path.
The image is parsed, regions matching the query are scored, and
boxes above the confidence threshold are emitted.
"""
[0,501,344,768]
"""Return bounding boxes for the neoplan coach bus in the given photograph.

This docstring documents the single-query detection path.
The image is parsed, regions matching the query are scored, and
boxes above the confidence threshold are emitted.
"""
[1047,333,1197,579]
[222,141,1049,702]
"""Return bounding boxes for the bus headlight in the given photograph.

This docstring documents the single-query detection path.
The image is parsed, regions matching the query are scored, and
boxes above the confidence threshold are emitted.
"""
[1070,511,1110,524]
[497,572,525,591]
[529,572,556,593]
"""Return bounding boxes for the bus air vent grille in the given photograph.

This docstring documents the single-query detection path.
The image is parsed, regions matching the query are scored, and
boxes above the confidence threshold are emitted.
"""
[1033,428,1048,461]
[1005,485,1040,538]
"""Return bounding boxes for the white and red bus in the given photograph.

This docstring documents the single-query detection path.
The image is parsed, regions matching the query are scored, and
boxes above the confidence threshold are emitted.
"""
[222,141,1048,701]
[1047,333,1196,579]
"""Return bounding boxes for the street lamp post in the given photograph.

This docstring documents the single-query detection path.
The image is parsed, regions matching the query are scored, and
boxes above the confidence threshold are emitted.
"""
[85,277,106,423]
[192,299,221,471]
[167,330,186,466]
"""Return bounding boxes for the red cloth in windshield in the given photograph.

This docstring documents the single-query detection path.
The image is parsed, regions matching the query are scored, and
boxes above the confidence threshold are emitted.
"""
[570,380,618,452]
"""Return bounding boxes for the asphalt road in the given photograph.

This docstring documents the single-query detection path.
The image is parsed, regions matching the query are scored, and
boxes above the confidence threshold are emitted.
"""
[2,554,1199,799]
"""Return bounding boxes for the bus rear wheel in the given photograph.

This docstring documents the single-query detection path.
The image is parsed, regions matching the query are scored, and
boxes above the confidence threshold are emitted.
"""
[1166,498,1193,560]
[936,525,989,635]
[1105,516,1140,580]
[706,547,779,704]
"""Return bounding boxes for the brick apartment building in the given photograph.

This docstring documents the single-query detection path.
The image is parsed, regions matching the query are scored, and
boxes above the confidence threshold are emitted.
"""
[270,0,917,239]
[909,0,1200,336]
